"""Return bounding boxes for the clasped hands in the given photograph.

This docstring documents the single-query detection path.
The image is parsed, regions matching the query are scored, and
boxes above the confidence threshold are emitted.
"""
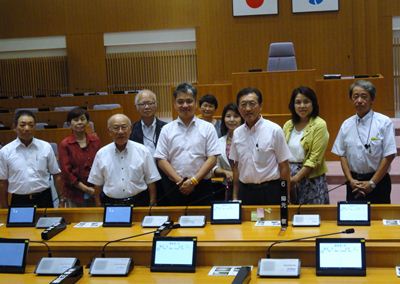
[349,179,373,198]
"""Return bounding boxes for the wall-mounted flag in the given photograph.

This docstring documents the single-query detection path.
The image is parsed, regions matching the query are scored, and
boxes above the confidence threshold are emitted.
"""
[233,0,278,16]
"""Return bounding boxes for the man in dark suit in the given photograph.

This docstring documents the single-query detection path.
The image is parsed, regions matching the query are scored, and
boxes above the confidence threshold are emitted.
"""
[130,89,168,204]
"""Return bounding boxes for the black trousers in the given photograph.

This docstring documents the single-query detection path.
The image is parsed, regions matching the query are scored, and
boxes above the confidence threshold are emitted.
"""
[239,179,281,205]
[161,178,225,206]
[100,190,149,206]
[347,172,391,204]
[11,188,53,208]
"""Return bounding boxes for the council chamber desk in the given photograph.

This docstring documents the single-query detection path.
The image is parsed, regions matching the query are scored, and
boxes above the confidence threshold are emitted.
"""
[0,205,399,283]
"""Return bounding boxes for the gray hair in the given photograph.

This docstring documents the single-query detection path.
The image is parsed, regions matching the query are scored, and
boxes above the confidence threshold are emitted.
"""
[349,80,376,100]
[134,89,157,106]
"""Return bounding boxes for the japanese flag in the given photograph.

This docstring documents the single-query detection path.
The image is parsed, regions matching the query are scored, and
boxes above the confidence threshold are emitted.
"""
[233,0,278,16]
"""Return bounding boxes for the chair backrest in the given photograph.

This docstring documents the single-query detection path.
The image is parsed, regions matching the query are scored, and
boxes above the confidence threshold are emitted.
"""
[92,103,121,110]
[35,122,48,129]
[49,142,58,158]
[54,106,78,112]
[267,42,297,71]
[14,107,39,113]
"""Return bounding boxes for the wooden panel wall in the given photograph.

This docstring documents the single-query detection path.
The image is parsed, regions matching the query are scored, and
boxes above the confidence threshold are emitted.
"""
[0,56,68,97]
[0,0,400,108]
[106,49,197,117]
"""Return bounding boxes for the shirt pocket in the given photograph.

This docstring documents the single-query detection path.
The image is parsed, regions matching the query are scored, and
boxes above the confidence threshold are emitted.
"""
[129,164,144,184]
[253,141,273,165]
[36,157,48,175]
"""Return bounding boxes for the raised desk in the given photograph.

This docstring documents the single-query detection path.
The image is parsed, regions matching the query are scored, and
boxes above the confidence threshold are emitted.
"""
[1,205,399,268]
[0,266,397,283]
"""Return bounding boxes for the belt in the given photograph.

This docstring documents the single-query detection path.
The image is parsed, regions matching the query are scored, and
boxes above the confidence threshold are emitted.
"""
[350,171,374,180]
[240,179,280,187]
[12,188,50,200]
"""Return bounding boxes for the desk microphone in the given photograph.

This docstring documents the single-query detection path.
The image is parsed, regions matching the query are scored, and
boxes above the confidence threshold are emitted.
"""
[36,191,67,229]
[292,182,346,227]
[141,179,187,228]
[90,221,180,276]
[179,185,226,228]
[30,240,81,275]
[258,228,355,278]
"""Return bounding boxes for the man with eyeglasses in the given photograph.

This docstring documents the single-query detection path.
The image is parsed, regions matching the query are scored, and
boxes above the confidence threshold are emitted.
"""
[130,89,167,156]
[332,80,396,203]
[230,87,292,205]
[88,114,160,206]
[154,83,221,206]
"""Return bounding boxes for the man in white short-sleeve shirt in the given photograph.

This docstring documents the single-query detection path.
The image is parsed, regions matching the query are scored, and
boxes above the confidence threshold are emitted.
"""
[230,87,292,205]
[332,80,396,203]
[0,110,62,208]
[154,83,221,206]
[88,114,160,206]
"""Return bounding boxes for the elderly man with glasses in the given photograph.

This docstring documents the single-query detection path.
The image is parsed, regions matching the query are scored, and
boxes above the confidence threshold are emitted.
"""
[130,89,167,156]
[88,114,160,206]
[230,87,292,205]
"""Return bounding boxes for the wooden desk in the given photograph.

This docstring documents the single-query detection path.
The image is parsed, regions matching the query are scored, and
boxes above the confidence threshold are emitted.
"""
[0,107,122,145]
[0,266,397,283]
[1,206,400,267]
[232,69,317,114]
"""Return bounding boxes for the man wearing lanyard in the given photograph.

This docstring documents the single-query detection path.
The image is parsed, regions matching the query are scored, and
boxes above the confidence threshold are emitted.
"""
[332,80,396,203]
[130,89,168,205]
[154,82,220,206]
[230,87,292,205]
[130,89,167,156]
[88,114,160,206]
[0,110,62,208]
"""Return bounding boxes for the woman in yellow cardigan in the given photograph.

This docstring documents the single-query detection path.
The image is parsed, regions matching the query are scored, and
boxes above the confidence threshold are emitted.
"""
[283,86,329,204]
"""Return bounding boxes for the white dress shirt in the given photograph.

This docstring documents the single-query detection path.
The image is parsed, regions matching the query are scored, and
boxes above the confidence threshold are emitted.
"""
[88,140,161,199]
[332,110,397,174]
[230,117,292,184]
[0,138,60,194]
[154,116,220,179]
[141,118,157,156]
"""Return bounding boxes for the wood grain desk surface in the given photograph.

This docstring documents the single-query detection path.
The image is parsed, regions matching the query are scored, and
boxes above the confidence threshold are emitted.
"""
[0,266,397,283]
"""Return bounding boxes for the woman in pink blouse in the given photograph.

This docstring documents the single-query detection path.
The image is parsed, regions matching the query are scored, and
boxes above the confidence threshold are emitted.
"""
[58,107,101,207]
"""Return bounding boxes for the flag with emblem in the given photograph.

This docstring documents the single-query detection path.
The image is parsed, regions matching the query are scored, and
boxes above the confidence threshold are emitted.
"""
[292,0,339,13]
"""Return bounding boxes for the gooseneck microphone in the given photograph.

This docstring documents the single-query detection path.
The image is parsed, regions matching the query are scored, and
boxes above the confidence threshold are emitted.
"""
[36,191,67,228]
[142,178,188,228]
[296,182,346,215]
[183,185,226,216]
[30,240,53,257]
[102,221,179,257]
[266,228,355,258]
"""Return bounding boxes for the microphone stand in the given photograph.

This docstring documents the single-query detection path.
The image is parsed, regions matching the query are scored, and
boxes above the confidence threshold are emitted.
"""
[179,186,226,228]
[142,178,188,227]
[258,228,355,278]
[292,183,346,227]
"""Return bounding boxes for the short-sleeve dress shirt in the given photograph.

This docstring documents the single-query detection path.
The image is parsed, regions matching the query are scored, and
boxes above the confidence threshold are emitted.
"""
[0,138,60,194]
[332,111,397,174]
[154,116,220,179]
[58,133,101,202]
[230,117,292,184]
[88,140,161,199]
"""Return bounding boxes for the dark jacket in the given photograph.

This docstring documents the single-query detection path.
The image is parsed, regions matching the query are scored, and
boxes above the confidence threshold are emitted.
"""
[129,117,167,146]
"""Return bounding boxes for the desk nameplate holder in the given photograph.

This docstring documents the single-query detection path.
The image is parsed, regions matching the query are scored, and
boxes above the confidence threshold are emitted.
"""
[292,214,320,227]
[141,216,169,228]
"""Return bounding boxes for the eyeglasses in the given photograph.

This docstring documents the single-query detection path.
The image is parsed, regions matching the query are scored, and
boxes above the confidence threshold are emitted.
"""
[137,101,156,107]
[110,125,130,132]
[239,101,258,109]
[351,94,370,101]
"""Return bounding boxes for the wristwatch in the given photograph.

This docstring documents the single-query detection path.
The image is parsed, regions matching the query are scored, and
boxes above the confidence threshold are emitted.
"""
[369,180,376,190]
